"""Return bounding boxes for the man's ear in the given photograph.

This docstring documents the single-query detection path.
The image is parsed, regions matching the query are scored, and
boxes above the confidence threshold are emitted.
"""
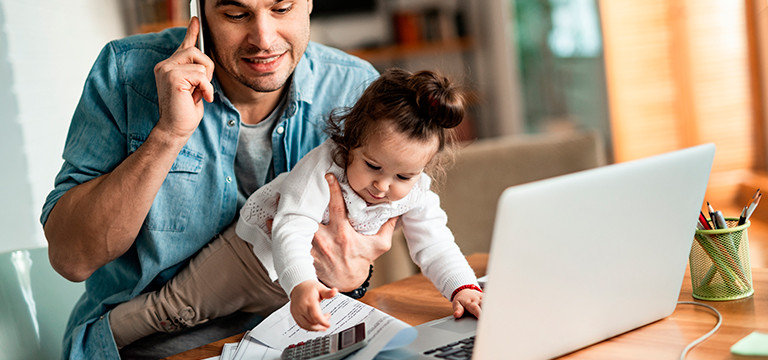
[307,0,313,14]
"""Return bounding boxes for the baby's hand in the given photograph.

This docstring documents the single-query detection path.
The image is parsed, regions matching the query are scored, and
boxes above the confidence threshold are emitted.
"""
[290,280,339,331]
[452,288,483,319]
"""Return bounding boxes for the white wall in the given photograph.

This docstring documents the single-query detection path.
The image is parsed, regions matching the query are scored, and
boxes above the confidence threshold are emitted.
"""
[0,0,125,254]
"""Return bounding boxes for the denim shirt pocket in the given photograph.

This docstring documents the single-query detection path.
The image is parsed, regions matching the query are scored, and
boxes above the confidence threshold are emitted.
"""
[129,136,204,232]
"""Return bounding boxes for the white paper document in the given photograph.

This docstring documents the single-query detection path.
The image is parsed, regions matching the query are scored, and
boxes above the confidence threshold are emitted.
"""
[230,337,281,360]
[239,294,417,360]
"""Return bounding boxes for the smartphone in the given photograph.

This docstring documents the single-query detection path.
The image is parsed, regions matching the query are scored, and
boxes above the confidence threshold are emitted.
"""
[189,0,205,53]
[281,323,367,360]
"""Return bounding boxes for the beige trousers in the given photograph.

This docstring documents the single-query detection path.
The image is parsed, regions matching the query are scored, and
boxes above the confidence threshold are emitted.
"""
[109,224,288,348]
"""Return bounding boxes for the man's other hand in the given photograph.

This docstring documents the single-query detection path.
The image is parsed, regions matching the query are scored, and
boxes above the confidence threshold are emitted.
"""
[311,174,396,292]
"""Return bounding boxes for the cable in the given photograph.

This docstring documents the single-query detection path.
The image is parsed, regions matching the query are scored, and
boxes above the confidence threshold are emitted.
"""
[677,301,722,360]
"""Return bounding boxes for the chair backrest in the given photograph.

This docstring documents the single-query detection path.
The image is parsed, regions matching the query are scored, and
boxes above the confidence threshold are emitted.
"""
[0,247,85,360]
[372,131,606,287]
[437,130,606,255]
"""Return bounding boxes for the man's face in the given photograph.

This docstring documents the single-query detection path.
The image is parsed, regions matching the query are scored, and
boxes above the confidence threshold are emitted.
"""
[205,0,312,93]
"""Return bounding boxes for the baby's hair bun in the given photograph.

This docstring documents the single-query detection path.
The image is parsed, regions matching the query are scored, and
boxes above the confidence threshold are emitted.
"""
[409,71,465,129]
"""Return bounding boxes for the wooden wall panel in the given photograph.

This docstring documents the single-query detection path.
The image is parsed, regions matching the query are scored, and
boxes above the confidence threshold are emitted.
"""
[599,0,754,204]
[600,0,679,161]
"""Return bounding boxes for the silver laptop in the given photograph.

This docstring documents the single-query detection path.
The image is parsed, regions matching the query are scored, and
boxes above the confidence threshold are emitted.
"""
[377,143,715,360]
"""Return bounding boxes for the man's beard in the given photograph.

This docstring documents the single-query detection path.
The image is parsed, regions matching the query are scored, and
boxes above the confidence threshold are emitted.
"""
[212,47,292,93]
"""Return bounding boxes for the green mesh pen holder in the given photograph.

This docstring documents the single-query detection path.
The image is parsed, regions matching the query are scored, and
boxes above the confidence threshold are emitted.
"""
[690,218,753,301]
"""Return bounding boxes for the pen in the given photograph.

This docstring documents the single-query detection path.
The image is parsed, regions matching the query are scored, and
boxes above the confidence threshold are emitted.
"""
[707,202,719,229]
[699,211,712,230]
[738,206,748,226]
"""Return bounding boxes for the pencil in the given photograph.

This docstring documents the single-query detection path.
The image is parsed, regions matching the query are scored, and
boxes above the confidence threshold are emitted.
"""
[746,192,762,220]
[707,202,718,228]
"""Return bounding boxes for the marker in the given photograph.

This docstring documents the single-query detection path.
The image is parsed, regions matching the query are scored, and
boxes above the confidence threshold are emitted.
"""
[713,210,728,229]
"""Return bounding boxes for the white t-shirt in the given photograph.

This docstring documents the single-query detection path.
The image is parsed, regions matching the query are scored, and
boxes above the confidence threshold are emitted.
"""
[236,139,478,298]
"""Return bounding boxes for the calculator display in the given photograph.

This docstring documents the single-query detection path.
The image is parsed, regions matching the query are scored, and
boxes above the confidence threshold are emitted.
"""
[338,323,365,349]
[341,328,354,348]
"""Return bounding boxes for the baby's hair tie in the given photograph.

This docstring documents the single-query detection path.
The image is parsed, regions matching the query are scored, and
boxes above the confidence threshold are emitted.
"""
[428,94,438,109]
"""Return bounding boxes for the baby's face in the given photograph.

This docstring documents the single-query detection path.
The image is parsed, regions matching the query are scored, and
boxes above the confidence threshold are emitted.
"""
[346,125,438,205]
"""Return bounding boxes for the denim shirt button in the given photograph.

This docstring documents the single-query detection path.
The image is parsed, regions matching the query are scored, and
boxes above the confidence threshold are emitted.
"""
[227,119,236,127]
[225,176,232,183]
[276,126,285,134]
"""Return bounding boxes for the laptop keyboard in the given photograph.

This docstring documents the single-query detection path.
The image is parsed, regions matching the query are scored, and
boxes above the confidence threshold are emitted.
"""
[422,336,475,359]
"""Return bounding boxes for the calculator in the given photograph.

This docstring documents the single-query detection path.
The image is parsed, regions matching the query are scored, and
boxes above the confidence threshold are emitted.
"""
[281,323,367,360]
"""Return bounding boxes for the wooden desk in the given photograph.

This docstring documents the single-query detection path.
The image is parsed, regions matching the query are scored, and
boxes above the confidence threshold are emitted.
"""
[169,253,767,359]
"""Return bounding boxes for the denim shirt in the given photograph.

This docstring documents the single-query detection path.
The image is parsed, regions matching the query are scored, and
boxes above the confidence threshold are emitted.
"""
[40,27,377,359]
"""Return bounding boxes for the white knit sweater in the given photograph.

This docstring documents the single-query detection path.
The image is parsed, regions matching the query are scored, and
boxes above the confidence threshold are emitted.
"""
[236,139,478,299]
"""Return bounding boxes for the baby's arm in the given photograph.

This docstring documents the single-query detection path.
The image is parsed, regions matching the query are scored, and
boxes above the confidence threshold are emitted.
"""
[451,285,483,318]
[270,145,337,302]
[401,176,483,315]
[289,280,338,331]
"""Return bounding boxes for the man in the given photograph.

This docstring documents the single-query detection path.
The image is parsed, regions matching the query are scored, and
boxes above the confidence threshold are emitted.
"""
[41,1,393,358]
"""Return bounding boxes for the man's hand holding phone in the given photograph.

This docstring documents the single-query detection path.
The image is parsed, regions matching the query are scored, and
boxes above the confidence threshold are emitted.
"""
[152,17,214,143]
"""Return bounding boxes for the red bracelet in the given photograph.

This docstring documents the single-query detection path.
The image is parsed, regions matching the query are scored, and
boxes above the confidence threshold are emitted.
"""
[450,284,483,301]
